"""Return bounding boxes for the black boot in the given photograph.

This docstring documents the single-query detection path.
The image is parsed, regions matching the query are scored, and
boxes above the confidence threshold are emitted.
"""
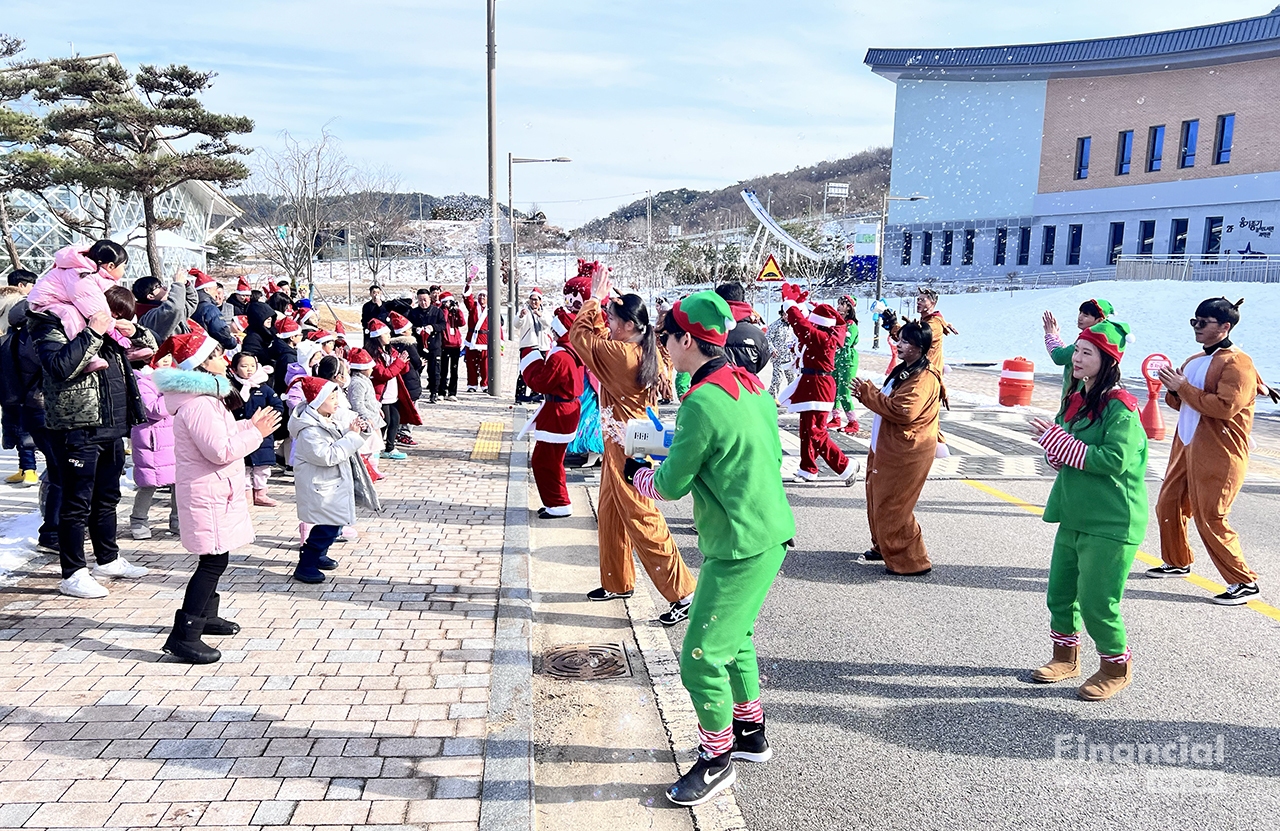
[731,718,772,762]
[162,610,221,664]
[202,592,240,636]
[665,748,735,806]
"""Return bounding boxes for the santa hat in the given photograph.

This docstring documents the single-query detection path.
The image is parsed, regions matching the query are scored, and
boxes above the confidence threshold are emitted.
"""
[347,347,375,371]
[233,314,248,332]
[292,375,341,414]
[808,303,843,329]
[154,331,219,371]
[296,307,318,328]
[1077,319,1134,363]
[367,318,391,339]
[389,311,412,335]
[308,329,337,345]
[438,291,454,304]
[671,291,736,346]
[188,268,217,291]
[551,307,575,339]
[333,318,347,335]
[275,316,302,339]
[232,276,251,296]
[529,287,543,298]
[264,280,282,296]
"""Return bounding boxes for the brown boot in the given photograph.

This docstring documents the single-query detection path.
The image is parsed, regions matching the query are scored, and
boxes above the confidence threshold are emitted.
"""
[1031,644,1080,683]
[253,489,278,508]
[1077,658,1133,701]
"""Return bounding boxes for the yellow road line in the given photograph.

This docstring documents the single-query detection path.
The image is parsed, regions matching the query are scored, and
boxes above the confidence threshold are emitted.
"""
[471,421,504,461]
[960,479,1280,624]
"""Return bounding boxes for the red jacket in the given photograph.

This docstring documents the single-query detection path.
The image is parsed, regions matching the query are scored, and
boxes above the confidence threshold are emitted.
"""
[463,292,503,349]
[442,304,465,349]
[519,346,584,443]
[370,346,422,426]
[781,303,837,412]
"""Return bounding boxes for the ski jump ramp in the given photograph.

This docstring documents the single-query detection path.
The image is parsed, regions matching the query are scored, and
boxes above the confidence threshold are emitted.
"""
[740,189,823,262]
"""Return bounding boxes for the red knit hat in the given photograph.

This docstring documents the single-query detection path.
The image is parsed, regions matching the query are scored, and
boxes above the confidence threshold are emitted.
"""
[293,375,340,413]
[188,268,217,291]
[154,331,219,371]
[275,317,301,339]
[367,318,391,339]
[808,303,844,329]
[347,347,375,371]
[389,311,412,335]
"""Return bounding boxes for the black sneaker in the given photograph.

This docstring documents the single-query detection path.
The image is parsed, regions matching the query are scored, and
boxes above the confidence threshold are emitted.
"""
[731,718,772,763]
[862,549,883,562]
[658,598,692,627]
[587,587,633,601]
[1212,582,1260,606]
[666,748,735,807]
[1146,564,1191,578]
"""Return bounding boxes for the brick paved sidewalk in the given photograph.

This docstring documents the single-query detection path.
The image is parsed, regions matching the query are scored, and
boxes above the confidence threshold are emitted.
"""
[0,393,516,831]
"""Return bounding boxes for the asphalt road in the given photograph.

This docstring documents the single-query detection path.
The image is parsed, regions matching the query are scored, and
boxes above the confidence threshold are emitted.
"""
[641,402,1280,830]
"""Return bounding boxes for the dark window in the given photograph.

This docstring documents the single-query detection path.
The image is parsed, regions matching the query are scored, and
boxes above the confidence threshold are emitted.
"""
[1116,130,1134,175]
[1179,120,1199,168]
[1041,226,1057,266]
[1214,114,1234,164]
[921,231,933,266]
[1147,125,1165,172]
[962,229,975,265]
[995,227,1008,266]
[901,231,913,266]
[1170,218,1189,256]
[1075,137,1091,180]
[1017,226,1031,266]
[1203,217,1223,255]
[1108,222,1125,265]
[941,230,954,265]
[1138,220,1156,255]
[1067,224,1083,265]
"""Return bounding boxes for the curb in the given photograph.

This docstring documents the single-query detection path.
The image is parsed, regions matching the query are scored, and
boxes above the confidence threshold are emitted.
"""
[585,489,748,831]
[478,412,535,831]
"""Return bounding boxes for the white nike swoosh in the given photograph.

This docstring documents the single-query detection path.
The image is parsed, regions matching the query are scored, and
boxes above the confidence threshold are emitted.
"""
[702,765,729,785]
[740,729,761,737]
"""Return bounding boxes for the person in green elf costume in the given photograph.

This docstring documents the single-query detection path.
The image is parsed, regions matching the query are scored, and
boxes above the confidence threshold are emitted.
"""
[1028,318,1147,702]
[1041,298,1114,398]
[625,290,796,807]
[831,294,861,433]
[674,369,691,399]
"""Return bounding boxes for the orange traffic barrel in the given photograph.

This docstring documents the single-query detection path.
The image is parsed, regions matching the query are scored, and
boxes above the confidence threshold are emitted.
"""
[998,357,1035,407]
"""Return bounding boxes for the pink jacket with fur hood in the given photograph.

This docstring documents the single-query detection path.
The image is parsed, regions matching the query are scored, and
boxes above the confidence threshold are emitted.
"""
[154,367,263,556]
[26,246,116,339]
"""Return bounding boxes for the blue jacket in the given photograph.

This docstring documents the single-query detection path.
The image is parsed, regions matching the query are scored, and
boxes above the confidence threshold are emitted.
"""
[232,380,286,467]
[192,292,236,349]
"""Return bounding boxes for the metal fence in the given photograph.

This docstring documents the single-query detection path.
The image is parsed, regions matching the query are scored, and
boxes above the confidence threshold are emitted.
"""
[1115,254,1280,283]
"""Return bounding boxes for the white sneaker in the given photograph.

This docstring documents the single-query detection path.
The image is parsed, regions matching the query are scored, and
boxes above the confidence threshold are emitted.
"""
[791,469,817,483]
[92,556,149,579]
[59,568,109,598]
[837,459,861,486]
[130,523,152,540]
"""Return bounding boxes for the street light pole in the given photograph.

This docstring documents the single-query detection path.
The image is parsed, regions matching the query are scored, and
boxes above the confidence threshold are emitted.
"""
[507,156,571,336]
[873,193,930,349]
[485,0,501,396]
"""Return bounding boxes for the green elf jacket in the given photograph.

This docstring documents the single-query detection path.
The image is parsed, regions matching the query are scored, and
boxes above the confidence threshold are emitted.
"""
[1043,390,1149,545]
[653,364,796,559]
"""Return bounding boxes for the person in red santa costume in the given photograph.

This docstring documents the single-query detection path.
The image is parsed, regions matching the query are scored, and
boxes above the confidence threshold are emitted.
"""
[463,271,503,392]
[779,282,858,485]
[518,307,585,518]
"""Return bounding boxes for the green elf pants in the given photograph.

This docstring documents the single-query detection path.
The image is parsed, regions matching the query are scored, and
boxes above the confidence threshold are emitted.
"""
[834,344,859,413]
[675,371,691,399]
[680,543,787,732]
[1046,528,1138,655]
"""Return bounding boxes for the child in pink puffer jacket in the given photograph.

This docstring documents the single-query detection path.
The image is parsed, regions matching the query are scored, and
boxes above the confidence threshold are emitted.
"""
[27,241,129,339]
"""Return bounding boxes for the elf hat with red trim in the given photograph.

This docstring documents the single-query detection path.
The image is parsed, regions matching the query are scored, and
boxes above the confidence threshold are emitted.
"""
[671,291,736,346]
[1077,319,1133,363]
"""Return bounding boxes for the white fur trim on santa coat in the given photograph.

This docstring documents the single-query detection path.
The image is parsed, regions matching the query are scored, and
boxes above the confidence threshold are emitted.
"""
[809,312,836,327]
[787,399,835,413]
[519,350,543,375]
[531,428,579,444]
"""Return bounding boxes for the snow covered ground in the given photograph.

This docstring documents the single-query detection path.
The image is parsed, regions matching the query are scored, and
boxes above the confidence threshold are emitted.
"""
[866,279,1280,383]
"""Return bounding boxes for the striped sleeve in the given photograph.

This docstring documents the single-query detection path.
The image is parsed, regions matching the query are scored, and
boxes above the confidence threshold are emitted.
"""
[631,466,665,501]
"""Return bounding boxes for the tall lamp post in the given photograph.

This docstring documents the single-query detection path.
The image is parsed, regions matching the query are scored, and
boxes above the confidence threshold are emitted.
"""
[873,193,930,349]
[508,154,571,332]
[485,0,501,396]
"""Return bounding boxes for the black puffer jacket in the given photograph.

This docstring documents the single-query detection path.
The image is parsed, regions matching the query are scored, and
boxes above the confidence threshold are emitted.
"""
[240,302,276,360]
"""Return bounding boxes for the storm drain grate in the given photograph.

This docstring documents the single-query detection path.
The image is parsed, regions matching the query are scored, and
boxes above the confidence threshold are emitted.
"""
[540,643,632,680]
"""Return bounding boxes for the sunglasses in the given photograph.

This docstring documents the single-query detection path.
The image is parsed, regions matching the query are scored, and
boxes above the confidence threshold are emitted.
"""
[1189,317,1219,329]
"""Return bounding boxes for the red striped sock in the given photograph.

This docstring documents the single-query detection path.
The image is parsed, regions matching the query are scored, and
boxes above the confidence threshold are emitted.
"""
[732,699,764,723]
[1049,630,1080,648]
[1100,649,1131,664]
[698,724,733,757]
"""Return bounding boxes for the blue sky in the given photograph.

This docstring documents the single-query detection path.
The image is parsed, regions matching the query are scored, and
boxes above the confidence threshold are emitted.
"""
[6,0,1269,228]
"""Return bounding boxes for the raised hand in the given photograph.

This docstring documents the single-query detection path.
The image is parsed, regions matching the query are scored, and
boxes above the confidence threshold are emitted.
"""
[1042,311,1058,336]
